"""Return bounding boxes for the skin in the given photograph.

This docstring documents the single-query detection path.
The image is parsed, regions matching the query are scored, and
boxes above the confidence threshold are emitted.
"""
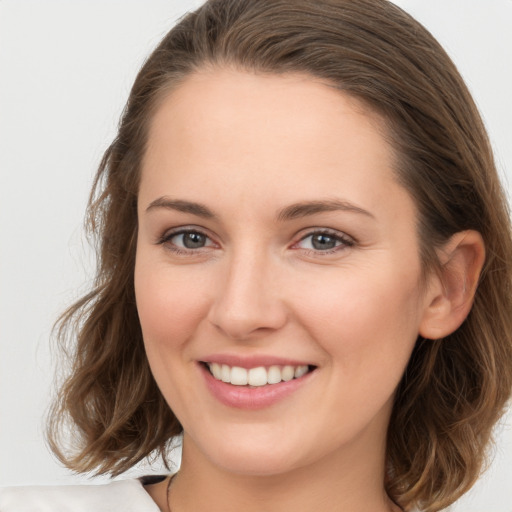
[135,68,484,512]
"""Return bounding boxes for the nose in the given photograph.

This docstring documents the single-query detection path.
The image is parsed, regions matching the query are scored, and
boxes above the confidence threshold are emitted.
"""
[207,250,288,341]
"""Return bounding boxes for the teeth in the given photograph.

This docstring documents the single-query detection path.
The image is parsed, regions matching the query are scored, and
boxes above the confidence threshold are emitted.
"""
[230,366,248,385]
[207,363,310,386]
[221,364,231,383]
[267,365,282,384]
[281,365,295,381]
[295,365,308,378]
[211,362,222,380]
[248,367,267,386]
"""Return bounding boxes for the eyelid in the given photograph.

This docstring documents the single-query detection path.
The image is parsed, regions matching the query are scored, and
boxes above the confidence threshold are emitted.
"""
[155,225,354,255]
[157,225,208,242]
[291,227,355,253]
[156,225,218,252]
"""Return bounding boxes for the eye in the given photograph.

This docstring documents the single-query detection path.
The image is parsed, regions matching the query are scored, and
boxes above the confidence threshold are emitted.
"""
[173,231,209,249]
[158,228,216,253]
[294,230,354,253]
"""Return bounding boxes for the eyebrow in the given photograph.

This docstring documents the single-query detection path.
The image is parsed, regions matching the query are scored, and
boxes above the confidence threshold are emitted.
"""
[276,199,375,222]
[145,197,216,218]
[145,196,374,221]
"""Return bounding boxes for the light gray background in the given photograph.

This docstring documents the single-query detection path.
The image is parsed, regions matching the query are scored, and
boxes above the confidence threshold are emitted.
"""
[1,1,511,510]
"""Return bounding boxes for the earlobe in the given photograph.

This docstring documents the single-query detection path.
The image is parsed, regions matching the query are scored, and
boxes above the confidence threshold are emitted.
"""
[419,230,485,340]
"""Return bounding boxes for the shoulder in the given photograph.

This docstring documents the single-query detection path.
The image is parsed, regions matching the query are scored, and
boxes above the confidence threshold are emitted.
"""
[0,478,161,512]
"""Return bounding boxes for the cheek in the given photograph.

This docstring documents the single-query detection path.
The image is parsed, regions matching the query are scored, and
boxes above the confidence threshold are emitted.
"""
[293,264,423,373]
[134,262,212,426]
[134,258,211,354]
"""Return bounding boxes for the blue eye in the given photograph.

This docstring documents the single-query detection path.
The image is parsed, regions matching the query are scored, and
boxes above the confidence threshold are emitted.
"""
[173,231,209,249]
[296,231,353,252]
[159,229,215,252]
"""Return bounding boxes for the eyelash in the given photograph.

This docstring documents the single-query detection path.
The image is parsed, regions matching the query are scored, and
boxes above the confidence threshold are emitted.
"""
[293,229,355,255]
[157,227,215,255]
[156,227,355,256]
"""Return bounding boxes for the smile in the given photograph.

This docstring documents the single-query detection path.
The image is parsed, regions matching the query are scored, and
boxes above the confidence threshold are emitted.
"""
[205,363,311,387]
[200,360,316,409]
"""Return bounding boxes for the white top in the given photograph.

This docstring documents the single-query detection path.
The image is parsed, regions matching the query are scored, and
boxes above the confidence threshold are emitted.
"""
[0,479,161,512]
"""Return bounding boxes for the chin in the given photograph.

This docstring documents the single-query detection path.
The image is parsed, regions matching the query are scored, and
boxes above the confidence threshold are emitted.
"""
[183,426,312,476]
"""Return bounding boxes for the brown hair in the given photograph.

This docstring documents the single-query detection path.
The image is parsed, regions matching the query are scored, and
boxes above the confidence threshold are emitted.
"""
[48,1,512,510]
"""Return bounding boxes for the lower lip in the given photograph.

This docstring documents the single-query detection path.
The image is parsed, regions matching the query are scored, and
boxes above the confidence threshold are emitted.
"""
[200,364,314,410]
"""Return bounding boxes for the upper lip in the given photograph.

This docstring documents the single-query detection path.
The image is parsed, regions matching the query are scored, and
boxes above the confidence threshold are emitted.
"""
[200,354,315,369]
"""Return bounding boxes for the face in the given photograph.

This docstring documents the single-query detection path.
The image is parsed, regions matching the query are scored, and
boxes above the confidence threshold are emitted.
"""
[135,68,434,477]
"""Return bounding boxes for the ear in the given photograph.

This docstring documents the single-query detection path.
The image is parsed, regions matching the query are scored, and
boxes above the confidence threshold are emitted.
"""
[419,230,485,340]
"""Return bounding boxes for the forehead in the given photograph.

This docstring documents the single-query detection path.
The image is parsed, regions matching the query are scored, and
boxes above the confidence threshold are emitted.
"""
[140,68,409,219]
[147,68,389,155]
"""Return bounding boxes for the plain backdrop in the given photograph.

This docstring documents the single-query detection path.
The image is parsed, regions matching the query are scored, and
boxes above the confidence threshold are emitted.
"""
[1,1,511,510]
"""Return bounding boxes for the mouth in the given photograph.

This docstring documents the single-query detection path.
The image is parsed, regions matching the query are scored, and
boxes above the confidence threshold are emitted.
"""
[201,362,316,387]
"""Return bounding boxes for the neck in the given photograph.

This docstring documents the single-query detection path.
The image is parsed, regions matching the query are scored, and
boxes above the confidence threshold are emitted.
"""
[168,432,399,512]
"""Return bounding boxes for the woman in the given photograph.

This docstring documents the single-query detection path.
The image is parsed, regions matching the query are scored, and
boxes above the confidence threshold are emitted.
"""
[2,0,511,511]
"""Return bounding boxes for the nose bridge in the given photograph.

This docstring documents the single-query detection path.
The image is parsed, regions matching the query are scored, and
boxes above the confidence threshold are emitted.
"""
[208,243,287,340]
